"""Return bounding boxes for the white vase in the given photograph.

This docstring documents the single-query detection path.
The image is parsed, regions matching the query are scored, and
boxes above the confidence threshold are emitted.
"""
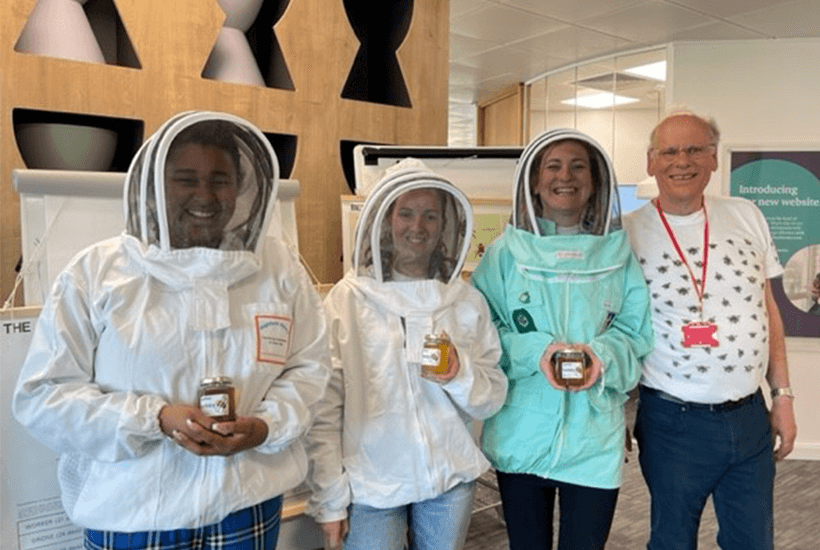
[219,0,264,32]
[202,0,266,86]
[15,0,118,171]
[16,0,105,63]
[15,123,118,171]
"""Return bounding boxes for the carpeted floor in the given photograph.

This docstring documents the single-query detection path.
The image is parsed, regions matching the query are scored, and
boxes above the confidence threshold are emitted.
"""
[465,457,820,550]
[465,396,820,549]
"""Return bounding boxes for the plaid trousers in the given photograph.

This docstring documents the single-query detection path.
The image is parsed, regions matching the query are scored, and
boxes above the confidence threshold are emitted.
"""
[84,496,282,550]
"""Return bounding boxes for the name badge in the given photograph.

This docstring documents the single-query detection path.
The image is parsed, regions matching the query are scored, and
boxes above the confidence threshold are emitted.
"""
[255,315,293,364]
[681,321,719,348]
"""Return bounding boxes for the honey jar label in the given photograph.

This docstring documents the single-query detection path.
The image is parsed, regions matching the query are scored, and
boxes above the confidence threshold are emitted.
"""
[200,393,231,417]
[255,314,292,364]
[421,347,441,367]
[560,360,584,380]
[421,339,449,377]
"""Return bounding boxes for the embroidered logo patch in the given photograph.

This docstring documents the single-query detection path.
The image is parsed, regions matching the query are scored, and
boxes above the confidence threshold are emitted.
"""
[255,315,293,364]
[512,308,537,333]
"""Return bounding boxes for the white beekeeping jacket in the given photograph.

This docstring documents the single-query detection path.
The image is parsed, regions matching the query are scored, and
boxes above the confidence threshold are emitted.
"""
[13,111,330,531]
[306,162,508,522]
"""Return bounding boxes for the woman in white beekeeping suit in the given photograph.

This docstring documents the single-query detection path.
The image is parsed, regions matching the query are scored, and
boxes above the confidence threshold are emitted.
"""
[13,111,330,550]
[306,161,508,550]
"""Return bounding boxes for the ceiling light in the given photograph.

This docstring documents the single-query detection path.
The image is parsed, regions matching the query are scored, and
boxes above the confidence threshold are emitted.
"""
[561,92,639,109]
[623,61,666,81]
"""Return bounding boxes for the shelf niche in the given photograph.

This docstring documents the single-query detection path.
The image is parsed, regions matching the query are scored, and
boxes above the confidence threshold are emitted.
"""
[247,0,295,90]
[13,109,144,172]
[341,0,413,107]
[14,0,140,69]
[263,132,297,179]
[203,0,294,90]
[340,140,383,193]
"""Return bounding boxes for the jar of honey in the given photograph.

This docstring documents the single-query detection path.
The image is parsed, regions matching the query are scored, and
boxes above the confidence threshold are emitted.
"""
[198,377,236,422]
[551,349,588,388]
[421,333,450,379]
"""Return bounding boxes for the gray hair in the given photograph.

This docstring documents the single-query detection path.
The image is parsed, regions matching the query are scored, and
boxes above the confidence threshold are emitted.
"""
[648,106,720,151]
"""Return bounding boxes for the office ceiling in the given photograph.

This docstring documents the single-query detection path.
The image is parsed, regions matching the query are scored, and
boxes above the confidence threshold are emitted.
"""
[448,0,820,142]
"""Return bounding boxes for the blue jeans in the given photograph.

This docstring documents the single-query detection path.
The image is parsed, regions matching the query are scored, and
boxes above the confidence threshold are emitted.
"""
[343,481,476,550]
[635,386,775,550]
[495,471,619,550]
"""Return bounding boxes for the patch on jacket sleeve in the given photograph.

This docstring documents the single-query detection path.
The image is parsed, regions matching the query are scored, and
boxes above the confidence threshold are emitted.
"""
[512,308,537,333]
[254,314,293,364]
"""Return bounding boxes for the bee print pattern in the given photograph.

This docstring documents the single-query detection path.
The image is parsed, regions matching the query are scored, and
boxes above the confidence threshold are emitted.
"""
[640,233,771,381]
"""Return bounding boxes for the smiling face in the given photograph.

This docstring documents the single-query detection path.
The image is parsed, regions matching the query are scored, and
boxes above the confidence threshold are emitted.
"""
[389,188,444,278]
[648,114,718,215]
[812,275,820,302]
[534,140,595,227]
[165,143,238,249]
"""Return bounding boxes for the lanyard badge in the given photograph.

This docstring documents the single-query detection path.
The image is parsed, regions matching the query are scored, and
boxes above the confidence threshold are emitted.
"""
[655,200,719,348]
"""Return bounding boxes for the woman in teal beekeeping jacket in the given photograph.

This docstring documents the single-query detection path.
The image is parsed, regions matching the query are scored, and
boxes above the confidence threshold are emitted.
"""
[471,129,654,550]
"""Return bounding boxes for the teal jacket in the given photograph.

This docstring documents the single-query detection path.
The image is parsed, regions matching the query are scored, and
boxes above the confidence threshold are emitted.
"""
[471,129,653,489]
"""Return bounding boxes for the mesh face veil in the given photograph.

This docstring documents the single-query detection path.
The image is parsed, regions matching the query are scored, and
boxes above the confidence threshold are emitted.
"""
[124,112,279,253]
[512,129,622,236]
[353,165,472,284]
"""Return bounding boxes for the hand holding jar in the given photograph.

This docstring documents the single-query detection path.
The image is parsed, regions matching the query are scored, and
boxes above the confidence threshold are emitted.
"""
[158,392,269,457]
[539,342,602,391]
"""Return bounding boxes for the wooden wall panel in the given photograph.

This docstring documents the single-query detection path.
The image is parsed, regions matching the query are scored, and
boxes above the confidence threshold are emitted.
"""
[477,83,524,146]
[0,0,449,303]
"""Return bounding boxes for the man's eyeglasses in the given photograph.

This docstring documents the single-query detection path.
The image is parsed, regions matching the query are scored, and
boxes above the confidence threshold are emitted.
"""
[652,144,716,161]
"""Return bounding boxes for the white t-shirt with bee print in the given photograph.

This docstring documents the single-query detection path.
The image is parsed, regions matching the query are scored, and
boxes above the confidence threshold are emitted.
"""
[623,195,783,404]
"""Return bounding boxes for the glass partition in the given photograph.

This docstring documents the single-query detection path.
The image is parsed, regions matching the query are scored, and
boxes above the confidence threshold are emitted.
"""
[526,47,667,188]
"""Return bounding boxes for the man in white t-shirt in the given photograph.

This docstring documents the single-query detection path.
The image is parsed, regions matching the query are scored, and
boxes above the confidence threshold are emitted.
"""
[622,109,797,550]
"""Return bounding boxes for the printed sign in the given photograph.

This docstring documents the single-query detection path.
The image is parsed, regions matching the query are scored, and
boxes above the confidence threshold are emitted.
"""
[1,308,84,550]
[730,150,820,337]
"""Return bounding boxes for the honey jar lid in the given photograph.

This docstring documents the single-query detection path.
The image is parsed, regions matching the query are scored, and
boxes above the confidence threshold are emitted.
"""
[199,376,233,387]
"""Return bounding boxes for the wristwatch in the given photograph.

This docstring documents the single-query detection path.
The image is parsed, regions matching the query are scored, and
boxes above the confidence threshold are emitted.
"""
[770,387,795,399]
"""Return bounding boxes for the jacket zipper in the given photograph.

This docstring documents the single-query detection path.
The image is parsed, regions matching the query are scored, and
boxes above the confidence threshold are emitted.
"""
[401,315,438,494]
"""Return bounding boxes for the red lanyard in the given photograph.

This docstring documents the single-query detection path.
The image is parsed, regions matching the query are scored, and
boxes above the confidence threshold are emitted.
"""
[655,199,709,312]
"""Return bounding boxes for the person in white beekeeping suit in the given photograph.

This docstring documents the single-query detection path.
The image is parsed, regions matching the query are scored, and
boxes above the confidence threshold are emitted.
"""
[305,160,508,550]
[13,111,330,550]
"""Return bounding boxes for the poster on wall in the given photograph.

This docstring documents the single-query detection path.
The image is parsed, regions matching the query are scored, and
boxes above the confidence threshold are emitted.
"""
[729,149,820,337]
[461,199,512,279]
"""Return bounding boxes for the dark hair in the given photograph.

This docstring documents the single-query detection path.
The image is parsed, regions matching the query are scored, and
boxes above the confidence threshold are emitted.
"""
[167,120,242,181]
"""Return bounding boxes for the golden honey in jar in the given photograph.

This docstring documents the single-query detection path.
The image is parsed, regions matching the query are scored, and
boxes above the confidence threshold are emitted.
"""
[198,377,236,422]
[421,333,450,379]
[551,349,587,388]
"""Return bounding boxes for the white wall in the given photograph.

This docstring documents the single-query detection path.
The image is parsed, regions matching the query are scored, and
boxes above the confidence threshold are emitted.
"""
[670,38,820,459]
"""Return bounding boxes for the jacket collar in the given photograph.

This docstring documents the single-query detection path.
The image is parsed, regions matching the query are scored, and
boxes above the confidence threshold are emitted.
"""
[121,233,260,331]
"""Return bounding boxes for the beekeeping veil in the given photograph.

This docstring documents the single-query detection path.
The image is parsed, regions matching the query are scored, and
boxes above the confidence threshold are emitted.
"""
[124,111,278,253]
[512,128,621,236]
[352,161,472,284]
